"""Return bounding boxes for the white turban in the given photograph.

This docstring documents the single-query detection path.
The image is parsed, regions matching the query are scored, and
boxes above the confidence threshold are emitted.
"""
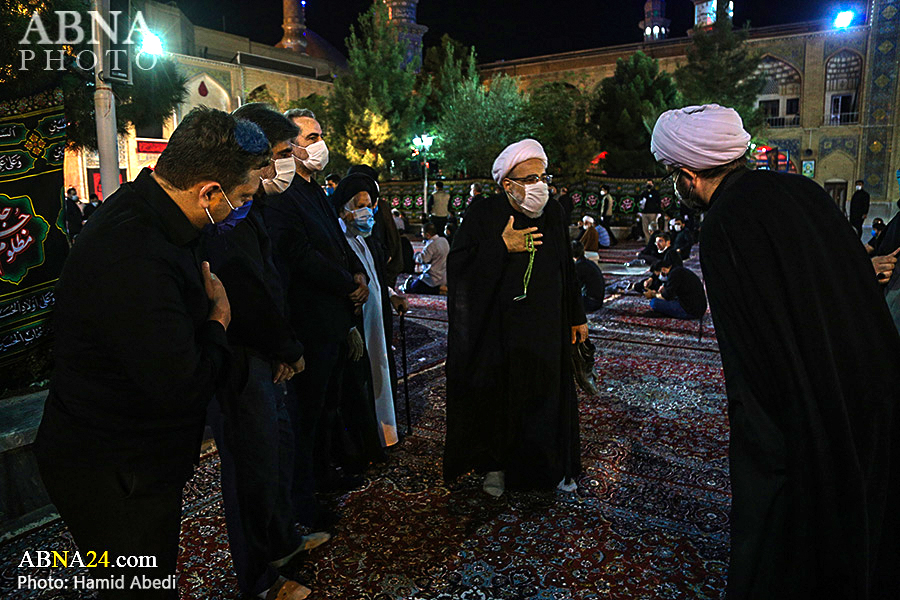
[492,139,548,184]
[651,104,751,171]
[583,216,595,225]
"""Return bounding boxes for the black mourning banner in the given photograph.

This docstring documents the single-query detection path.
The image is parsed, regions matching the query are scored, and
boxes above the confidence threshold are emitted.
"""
[0,89,70,373]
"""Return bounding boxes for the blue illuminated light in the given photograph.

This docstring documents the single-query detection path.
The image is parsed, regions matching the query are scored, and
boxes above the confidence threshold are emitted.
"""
[834,10,855,28]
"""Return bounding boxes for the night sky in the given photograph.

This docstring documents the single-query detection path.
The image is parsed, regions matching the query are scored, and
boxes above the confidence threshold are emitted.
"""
[175,1,865,63]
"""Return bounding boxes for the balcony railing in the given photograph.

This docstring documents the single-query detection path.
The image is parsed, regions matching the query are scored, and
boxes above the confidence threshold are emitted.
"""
[826,112,860,126]
[765,115,801,128]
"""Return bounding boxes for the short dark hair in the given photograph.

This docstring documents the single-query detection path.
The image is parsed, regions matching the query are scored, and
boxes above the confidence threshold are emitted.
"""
[67,187,76,194]
[155,107,270,194]
[856,179,865,185]
[423,222,438,236]
[695,156,747,180]
[284,108,316,121]
[435,181,444,190]
[657,232,672,243]
[571,240,585,259]
[232,103,299,146]
[325,173,342,184]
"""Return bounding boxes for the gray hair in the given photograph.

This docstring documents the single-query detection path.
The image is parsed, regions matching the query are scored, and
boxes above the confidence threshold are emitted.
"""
[284,108,316,121]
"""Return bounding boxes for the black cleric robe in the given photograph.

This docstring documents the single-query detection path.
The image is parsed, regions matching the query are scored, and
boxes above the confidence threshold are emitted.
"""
[699,168,900,599]
[443,194,586,490]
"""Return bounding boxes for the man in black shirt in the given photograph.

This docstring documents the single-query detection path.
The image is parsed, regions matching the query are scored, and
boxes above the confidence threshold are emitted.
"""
[848,179,870,239]
[573,241,606,312]
[265,108,368,529]
[201,104,323,600]
[672,217,694,260]
[35,107,269,599]
[644,257,707,319]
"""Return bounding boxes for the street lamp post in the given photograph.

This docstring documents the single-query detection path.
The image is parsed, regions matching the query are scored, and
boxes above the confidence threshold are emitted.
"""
[413,134,434,225]
[93,0,120,200]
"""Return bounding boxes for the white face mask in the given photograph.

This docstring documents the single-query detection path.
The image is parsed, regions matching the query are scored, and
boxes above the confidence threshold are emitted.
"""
[297,139,329,172]
[508,180,550,217]
[261,157,296,195]
[674,224,683,231]
[856,185,863,191]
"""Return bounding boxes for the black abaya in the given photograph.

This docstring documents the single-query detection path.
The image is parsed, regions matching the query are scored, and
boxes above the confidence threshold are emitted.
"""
[444,195,586,489]
[699,168,900,599]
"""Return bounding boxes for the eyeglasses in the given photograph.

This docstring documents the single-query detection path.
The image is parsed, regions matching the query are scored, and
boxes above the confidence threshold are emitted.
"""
[507,174,553,185]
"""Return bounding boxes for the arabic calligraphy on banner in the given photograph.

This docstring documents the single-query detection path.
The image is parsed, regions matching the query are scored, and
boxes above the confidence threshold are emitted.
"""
[0,88,69,370]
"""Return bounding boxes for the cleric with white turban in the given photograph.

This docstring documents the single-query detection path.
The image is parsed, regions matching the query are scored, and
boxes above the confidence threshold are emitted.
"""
[651,104,751,171]
[650,103,900,600]
[492,138,548,184]
[444,137,587,500]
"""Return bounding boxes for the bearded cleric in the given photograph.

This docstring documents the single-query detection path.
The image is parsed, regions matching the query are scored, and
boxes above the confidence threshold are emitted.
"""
[443,139,588,498]
[652,104,900,598]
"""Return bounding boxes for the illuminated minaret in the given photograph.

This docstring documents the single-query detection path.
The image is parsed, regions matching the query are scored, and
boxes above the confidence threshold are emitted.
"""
[692,0,734,30]
[383,0,428,70]
[639,0,671,42]
[276,0,308,53]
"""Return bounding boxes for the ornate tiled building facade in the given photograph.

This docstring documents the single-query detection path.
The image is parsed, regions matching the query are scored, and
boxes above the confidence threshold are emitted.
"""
[480,1,900,213]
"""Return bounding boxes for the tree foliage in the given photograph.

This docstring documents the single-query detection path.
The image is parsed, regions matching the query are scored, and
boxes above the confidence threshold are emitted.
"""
[326,1,428,170]
[590,52,681,177]
[421,34,475,123]
[2,0,186,150]
[437,71,532,178]
[674,5,764,134]
[526,81,596,180]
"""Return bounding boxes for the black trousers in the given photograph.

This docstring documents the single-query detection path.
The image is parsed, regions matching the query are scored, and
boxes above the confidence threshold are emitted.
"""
[206,354,300,596]
[289,340,347,527]
[850,218,863,240]
[37,460,185,599]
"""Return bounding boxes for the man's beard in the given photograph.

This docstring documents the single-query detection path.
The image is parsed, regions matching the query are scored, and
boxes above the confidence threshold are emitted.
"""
[675,174,706,212]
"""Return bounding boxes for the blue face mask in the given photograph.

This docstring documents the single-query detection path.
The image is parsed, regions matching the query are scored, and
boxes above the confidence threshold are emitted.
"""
[215,198,253,233]
[349,207,375,237]
[325,186,335,197]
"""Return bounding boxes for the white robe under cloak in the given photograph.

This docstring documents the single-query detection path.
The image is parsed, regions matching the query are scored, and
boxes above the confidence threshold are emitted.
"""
[341,220,398,447]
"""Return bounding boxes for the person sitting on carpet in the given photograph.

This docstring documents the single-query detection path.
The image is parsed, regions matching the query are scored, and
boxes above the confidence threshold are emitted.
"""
[404,222,449,294]
[573,240,606,312]
[634,224,662,264]
[865,218,886,254]
[579,215,600,251]
[643,257,707,320]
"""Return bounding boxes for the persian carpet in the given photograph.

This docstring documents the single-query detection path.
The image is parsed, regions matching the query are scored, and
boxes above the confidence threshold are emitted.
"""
[0,244,731,599]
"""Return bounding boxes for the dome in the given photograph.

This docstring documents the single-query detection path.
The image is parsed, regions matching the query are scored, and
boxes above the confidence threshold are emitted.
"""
[302,29,348,69]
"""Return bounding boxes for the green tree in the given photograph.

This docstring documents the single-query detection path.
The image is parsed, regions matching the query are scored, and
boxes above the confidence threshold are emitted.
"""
[674,5,764,134]
[526,81,597,180]
[437,72,532,178]
[421,34,475,123]
[327,1,428,170]
[2,0,186,150]
[590,52,681,177]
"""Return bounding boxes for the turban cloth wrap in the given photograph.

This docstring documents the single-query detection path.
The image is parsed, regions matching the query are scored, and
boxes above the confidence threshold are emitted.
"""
[492,139,548,184]
[651,104,751,171]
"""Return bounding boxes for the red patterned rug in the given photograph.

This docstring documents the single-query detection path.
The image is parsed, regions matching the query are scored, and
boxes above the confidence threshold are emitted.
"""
[1,252,730,600]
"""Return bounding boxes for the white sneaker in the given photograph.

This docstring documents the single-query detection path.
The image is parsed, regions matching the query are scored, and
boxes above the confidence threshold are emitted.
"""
[483,470,505,497]
[557,477,577,492]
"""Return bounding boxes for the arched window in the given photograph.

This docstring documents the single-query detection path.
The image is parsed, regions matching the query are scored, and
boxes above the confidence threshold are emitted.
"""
[756,56,802,128]
[825,50,862,125]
